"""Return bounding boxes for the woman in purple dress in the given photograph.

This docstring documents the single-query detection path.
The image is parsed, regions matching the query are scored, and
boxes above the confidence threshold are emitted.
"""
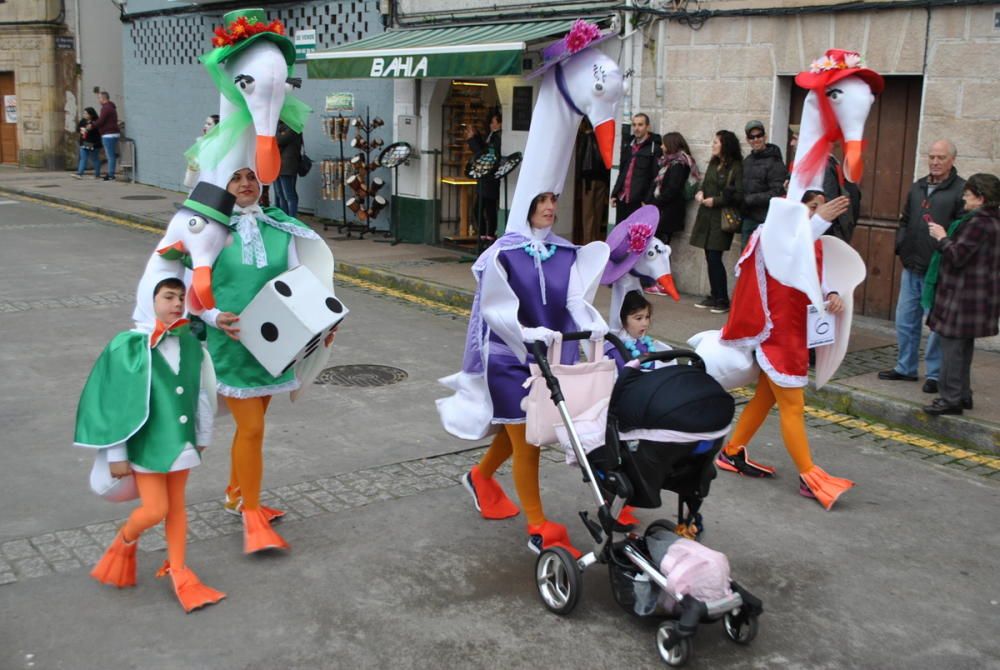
[438,191,609,557]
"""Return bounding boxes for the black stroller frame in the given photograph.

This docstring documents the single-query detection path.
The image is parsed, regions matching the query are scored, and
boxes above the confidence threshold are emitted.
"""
[529,332,764,667]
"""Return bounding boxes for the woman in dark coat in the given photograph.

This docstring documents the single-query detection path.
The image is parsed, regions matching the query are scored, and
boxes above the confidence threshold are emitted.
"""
[647,131,698,244]
[74,107,101,179]
[923,173,1000,415]
[689,130,743,313]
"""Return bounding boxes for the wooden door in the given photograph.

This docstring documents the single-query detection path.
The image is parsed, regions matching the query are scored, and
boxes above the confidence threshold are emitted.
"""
[788,76,922,319]
[0,72,17,164]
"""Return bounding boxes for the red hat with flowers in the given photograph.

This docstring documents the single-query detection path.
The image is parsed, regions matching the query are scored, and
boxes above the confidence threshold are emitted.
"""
[795,49,885,94]
[209,8,295,66]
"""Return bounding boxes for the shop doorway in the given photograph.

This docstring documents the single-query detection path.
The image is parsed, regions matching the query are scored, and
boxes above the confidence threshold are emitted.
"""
[439,79,499,252]
[787,75,922,320]
[0,72,17,165]
[571,119,611,244]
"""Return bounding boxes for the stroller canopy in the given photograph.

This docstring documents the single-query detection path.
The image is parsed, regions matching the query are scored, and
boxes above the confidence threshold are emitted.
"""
[611,364,735,434]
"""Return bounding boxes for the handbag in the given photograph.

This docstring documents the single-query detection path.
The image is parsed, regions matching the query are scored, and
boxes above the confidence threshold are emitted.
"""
[297,149,313,177]
[683,178,700,202]
[523,335,618,447]
[717,166,741,233]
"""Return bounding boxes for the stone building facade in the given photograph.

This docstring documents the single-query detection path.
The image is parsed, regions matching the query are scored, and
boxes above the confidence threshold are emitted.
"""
[0,0,78,167]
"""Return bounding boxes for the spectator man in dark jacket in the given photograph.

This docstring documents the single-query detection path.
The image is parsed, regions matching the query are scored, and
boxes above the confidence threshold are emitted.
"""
[789,124,860,242]
[274,120,303,217]
[740,120,786,248]
[464,111,502,239]
[878,139,966,393]
[611,112,661,224]
[94,91,120,181]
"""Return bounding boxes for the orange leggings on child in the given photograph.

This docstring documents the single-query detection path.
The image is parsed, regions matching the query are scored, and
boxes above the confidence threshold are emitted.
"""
[122,470,189,569]
[224,395,272,510]
[726,371,814,473]
[478,424,544,525]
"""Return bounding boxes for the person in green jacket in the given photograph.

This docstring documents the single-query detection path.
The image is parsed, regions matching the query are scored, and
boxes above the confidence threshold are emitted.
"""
[690,130,744,314]
[75,277,225,613]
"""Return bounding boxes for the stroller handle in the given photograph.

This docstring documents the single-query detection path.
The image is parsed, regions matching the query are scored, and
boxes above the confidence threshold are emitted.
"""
[636,348,706,369]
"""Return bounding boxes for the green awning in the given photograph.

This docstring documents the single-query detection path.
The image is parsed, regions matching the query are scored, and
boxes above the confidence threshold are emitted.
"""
[306,20,577,80]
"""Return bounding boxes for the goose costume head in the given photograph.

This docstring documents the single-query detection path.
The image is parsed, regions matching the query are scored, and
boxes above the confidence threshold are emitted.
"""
[437,21,623,440]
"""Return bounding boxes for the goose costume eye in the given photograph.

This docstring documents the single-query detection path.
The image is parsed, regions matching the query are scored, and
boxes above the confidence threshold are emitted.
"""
[187,216,208,234]
[593,81,605,95]
[646,248,656,258]
[235,74,256,94]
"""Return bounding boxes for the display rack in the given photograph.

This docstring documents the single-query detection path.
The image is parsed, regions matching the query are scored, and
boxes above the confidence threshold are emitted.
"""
[320,106,388,239]
[375,141,413,246]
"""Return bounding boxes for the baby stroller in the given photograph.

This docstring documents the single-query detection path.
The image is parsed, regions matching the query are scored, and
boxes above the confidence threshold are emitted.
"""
[529,332,763,667]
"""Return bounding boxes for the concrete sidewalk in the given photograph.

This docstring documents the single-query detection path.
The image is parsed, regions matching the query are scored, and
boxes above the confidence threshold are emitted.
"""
[2,166,997,454]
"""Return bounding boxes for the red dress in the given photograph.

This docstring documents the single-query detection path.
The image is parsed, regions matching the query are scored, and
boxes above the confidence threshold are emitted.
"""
[720,233,823,388]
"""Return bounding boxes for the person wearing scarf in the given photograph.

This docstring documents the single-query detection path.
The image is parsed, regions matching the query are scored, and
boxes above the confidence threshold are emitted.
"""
[75,277,225,613]
[648,132,700,245]
[438,191,609,558]
[922,173,1000,415]
[200,166,328,553]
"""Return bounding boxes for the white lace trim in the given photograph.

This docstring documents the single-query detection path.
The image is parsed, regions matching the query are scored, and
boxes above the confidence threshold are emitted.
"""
[755,347,807,388]
[724,245,773,350]
[492,417,527,425]
[217,378,300,399]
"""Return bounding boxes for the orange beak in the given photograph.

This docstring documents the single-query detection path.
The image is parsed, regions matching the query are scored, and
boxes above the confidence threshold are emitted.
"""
[657,274,680,301]
[255,135,281,185]
[188,266,215,314]
[593,119,616,171]
[843,140,865,183]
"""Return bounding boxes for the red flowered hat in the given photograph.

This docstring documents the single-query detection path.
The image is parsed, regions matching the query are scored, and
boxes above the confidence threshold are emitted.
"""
[795,49,884,94]
[525,19,616,80]
[209,8,295,66]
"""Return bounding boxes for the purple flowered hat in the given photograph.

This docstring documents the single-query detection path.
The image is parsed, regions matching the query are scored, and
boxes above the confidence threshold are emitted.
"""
[525,19,617,80]
[600,205,660,285]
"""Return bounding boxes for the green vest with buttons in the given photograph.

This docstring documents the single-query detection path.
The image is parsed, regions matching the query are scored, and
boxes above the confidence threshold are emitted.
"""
[126,333,204,472]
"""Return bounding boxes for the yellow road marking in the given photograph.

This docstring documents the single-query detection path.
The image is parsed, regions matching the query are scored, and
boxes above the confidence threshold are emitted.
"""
[20,192,999,472]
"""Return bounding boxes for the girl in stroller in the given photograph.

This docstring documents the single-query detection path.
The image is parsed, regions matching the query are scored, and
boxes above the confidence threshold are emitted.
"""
[605,290,672,371]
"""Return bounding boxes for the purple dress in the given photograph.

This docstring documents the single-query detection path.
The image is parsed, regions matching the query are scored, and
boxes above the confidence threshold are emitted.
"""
[487,246,580,422]
[605,335,656,371]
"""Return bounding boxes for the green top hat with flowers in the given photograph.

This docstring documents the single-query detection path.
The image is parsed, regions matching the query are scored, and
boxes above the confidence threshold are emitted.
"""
[210,8,296,66]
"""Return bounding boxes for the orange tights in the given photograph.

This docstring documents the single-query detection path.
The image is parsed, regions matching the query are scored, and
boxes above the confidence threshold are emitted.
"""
[478,424,544,526]
[122,470,189,569]
[726,371,814,473]
[225,396,272,510]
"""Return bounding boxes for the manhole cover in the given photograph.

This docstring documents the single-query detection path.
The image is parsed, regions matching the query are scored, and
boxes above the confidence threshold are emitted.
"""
[314,364,408,387]
[121,195,166,201]
[34,184,59,188]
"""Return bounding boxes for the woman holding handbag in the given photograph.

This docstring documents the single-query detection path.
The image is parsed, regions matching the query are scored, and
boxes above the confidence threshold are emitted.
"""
[689,130,743,314]
[274,120,303,217]
[438,191,609,559]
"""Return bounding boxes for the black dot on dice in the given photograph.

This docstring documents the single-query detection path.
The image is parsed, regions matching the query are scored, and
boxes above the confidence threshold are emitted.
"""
[326,297,343,313]
[261,322,279,342]
[275,281,292,297]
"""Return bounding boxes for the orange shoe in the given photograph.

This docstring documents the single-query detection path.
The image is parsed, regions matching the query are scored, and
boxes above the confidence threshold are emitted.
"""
[617,505,640,527]
[461,466,520,520]
[91,530,137,588]
[224,487,285,521]
[242,508,289,554]
[799,466,855,511]
[156,561,226,613]
[527,520,581,559]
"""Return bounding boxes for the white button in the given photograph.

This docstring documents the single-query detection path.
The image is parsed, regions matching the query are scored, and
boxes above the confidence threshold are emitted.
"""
[179,415,188,424]
[176,386,184,395]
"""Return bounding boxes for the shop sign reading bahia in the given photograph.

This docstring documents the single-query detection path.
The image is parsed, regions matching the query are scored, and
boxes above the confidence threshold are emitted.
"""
[370,56,428,78]
[307,50,522,79]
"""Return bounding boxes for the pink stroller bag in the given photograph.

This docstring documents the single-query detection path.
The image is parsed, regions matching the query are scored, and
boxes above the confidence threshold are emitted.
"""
[660,538,734,603]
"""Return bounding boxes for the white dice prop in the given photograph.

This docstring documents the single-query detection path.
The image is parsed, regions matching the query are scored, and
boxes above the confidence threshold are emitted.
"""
[239,265,349,377]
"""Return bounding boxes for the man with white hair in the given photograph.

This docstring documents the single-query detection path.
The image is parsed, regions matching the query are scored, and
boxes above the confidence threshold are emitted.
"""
[879,139,966,394]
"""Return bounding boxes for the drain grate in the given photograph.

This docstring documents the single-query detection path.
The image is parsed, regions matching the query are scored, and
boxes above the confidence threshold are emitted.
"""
[121,195,166,201]
[314,364,408,387]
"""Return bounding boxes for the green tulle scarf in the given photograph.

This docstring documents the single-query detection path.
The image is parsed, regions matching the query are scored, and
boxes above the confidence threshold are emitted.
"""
[184,45,311,173]
[921,210,974,311]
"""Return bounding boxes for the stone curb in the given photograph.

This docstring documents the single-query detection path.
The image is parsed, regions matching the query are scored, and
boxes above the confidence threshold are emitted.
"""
[5,183,997,455]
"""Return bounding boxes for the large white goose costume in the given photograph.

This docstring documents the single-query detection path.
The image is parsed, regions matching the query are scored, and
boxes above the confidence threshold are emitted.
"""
[437,21,622,556]
[699,50,883,510]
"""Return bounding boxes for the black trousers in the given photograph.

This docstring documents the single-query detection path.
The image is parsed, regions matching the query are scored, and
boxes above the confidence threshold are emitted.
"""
[938,335,974,406]
[477,196,499,237]
[616,199,642,225]
[705,249,728,301]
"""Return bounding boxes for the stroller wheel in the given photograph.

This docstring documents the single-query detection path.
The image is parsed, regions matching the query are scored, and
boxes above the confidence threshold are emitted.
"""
[535,548,582,615]
[724,610,759,644]
[656,621,692,667]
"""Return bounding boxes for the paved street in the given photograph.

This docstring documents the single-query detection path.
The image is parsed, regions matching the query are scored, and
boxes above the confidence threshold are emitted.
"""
[1,196,999,670]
